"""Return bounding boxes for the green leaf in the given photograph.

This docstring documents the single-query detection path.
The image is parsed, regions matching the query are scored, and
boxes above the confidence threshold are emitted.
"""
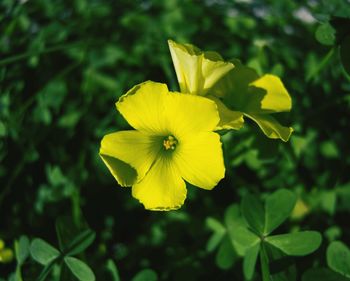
[131,269,158,281]
[30,239,60,265]
[15,236,30,265]
[320,141,340,159]
[241,193,265,235]
[319,190,337,215]
[302,268,349,281]
[227,222,260,256]
[264,189,297,235]
[243,243,260,280]
[327,241,350,277]
[58,111,82,128]
[266,231,322,256]
[56,216,80,250]
[224,204,260,256]
[215,236,238,270]
[206,217,226,233]
[65,230,96,256]
[315,23,336,46]
[65,257,95,281]
[340,36,350,76]
[206,217,226,252]
[106,259,121,281]
[56,216,94,254]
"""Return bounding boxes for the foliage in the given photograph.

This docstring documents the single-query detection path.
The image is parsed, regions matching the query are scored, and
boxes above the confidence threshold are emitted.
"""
[1,0,350,280]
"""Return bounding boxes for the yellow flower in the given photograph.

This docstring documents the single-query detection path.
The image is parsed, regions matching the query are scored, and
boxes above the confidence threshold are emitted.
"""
[168,40,234,96]
[99,81,225,210]
[0,239,14,263]
[168,40,293,141]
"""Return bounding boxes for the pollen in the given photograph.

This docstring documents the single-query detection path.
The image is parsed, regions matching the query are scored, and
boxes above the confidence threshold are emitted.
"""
[163,135,178,150]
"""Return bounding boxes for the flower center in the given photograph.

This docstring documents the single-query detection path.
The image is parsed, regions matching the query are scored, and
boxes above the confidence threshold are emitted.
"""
[163,135,178,151]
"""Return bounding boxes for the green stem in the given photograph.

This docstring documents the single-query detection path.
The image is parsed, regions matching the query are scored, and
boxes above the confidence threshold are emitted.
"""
[306,47,335,82]
[260,242,271,281]
[0,41,83,66]
[36,260,56,281]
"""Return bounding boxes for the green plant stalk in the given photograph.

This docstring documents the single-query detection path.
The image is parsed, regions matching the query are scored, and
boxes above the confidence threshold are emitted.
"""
[15,265,23,281]
[0,42,82,66]
[306,47,335,81]
[260,242,271,281]
[36,260,57,281]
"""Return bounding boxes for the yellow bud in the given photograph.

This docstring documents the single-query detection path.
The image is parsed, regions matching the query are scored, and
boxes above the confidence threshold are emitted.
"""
[0,249,14,263]
[291,198,310,221]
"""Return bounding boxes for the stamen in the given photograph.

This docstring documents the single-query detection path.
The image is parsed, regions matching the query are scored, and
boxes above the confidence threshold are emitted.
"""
[163,135,178,151]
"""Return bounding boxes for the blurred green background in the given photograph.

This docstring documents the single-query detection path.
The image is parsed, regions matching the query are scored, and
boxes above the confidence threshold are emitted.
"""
[1,0,350,280]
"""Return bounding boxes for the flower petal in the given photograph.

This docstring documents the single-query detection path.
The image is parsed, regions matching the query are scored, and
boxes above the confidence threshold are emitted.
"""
[132,156,187,210]
[168,40,234,96]
[100,155,137,187]
[116,81,169,134]
[174,132,225,190]
[245,113,293,142]
[245,74,292,113]
[165,93,220,138]
[100,131,161,186]
[211,63,293,140]
[209,96,244,130]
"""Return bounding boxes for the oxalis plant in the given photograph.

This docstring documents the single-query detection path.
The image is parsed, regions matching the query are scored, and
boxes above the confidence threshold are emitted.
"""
[207,189,322,280]
[29,217,96,281]
[99,40,293,211]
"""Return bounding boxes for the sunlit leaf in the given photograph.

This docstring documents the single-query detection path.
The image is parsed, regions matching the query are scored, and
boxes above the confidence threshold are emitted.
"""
[264,189,297,235]
[65,257,95,281]
[106,259,121,281]
[327,241,350,278]
[206,217,226,252]
[30,239,60,265]
[243,243,260,280]
[266,231,322,256]
[15,236,30,265]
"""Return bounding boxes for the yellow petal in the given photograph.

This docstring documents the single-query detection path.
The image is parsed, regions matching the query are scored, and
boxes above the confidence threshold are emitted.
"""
[211,64,293,141]
[209,96,244,130]
[132,156,187,211]
[245,113,293,142]
[174,132,225,190]
[100,131,161,186]
[116,81,169,134]
[165,92,220,138]
[168,40,234,96]
[246,74,292,113]
[117,81,220,137]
